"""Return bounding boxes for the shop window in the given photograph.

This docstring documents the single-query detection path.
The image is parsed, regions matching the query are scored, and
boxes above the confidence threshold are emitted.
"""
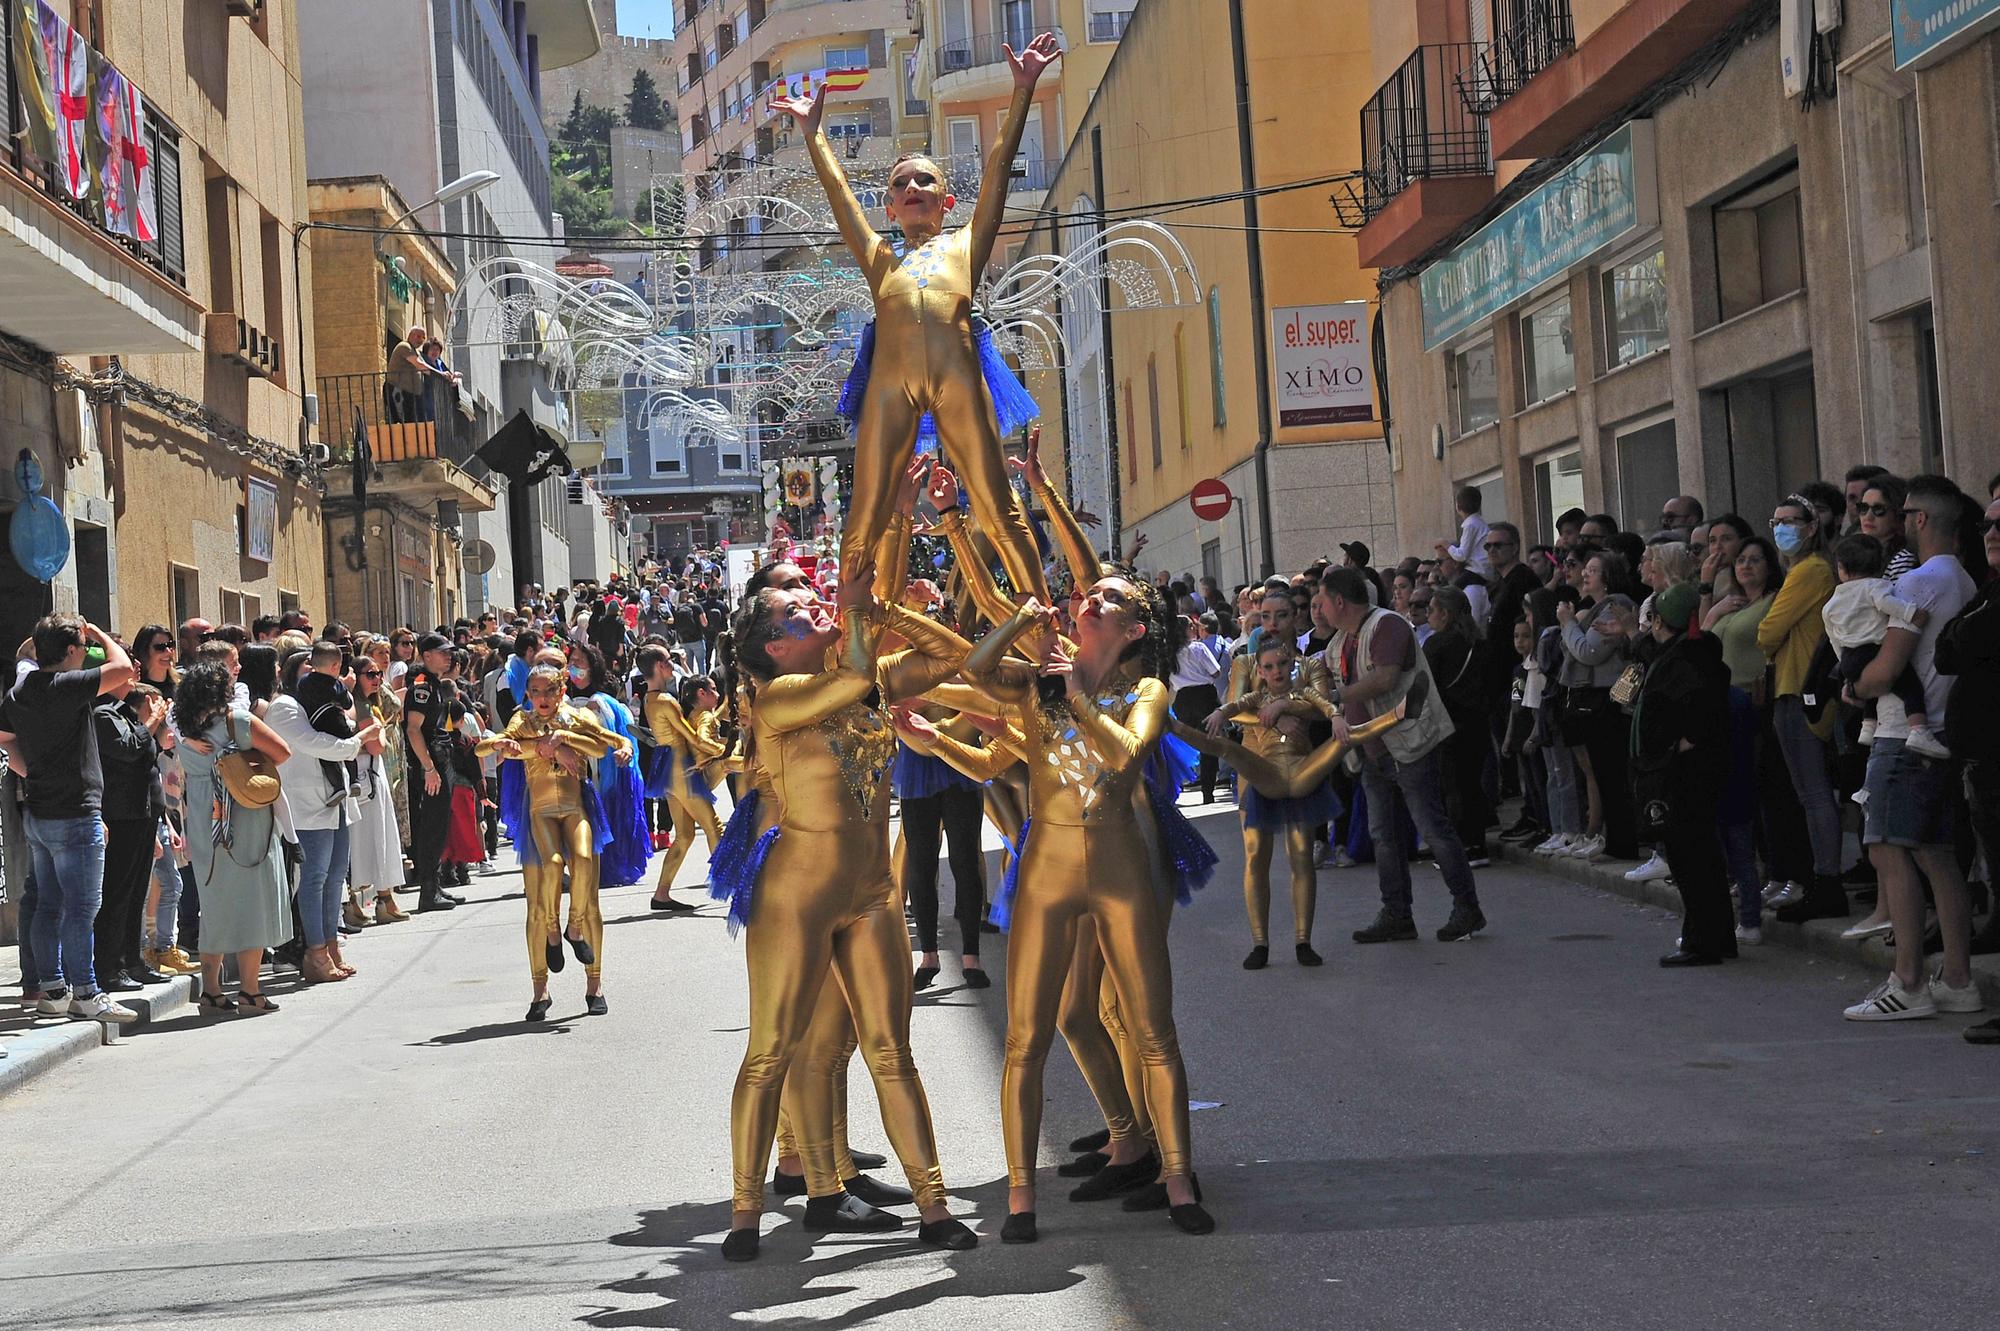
[1469,470,1509,525]
[1533,448,1584,545]
[1449,336,1499,436]
[1714,168,1803,322]
[1601,246,1669,368]
[1519,294,1574,404]
[1613,416,1677,532]
[1721,369,1818,521]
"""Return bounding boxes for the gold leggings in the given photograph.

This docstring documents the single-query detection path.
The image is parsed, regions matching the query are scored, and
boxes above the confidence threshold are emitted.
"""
[655,789,723,892]
[525,809,602,981]
[1056,919,1145,1148]
[729,829,947,1212]
[1004,817,1189,1187]
[1244,823,1319,945]
[774,972,860,1197]
[839,347,1046,604]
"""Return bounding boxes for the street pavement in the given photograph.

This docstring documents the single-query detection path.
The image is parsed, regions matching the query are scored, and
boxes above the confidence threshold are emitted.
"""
[1,797,1995,1331]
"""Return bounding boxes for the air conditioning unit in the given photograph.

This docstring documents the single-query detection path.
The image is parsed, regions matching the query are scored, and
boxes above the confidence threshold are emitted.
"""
[302,441,331,465]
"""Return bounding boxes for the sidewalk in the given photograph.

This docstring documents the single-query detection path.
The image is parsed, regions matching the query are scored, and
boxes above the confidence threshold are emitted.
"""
[0,955,203,1098]
[1495,837,2000,1005]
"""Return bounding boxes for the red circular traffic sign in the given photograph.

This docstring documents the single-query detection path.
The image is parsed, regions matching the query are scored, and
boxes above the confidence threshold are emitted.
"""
[1189,478,1233,521]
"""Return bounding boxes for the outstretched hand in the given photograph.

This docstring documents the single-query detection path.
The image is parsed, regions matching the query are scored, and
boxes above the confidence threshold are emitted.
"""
[767,82,828,135]
[927,464,961,513]
[1006,32,1062,89]
[892,707,939,743]
[1006,424,1047,488]
[896,455,930,515]
[835,559,876,618]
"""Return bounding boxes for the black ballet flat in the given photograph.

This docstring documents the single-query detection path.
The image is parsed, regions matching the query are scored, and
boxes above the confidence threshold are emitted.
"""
[917,1217,978,1250]
[844,1173,913,1207]
[804,1192,902,1232]
[913,965,940,991]
[721,1227,760,1262]
[525,997,552,1023]
[1068,1128,1110,1154]
[1123,1174,1200,1213]
[585,993,608,1016]
[848,1149,888,1171]
[771,1169,807,1197]
[963,967,991,989]
[545,940,566,974]
[1057,1150,1108,1178]
[567,933,596,966]
[1242,945,1269,971]
[1659,949,1723,968]
[1000,1211,1038,1244]
[1169,1201,1216,1234]
[1068,1152,1158,1202]
[648,895,680,912]
[1296,942,1324,967]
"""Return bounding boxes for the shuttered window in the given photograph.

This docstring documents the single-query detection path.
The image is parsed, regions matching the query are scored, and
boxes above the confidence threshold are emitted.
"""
[144,113,186,286]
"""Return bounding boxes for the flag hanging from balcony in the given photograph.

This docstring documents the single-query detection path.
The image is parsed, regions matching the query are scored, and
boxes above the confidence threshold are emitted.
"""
[767,67,869,108]
[87,53,149,240]
[34,0,92,201]
[10,0,58,165]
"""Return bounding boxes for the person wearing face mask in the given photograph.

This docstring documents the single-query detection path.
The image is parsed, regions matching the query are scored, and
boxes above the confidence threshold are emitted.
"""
[770,37,1061,608]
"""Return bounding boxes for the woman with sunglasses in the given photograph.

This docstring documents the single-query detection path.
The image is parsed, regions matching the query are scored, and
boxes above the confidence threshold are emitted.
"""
[1856,475,1916,580]
[349,655,411,924]
[1755,493,1845,923]
[132,625,179,698]
[386,632,417,700]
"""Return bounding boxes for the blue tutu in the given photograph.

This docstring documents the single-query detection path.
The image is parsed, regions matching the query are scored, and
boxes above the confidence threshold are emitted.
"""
[495,758,615,868]
[1240,780,1342,832]
[644,745,715,805]
[837,314,1039,456]
[1145,733,1219,905]
[708,788,778,936]
[991,816,1030,933]
[893,742,980,800]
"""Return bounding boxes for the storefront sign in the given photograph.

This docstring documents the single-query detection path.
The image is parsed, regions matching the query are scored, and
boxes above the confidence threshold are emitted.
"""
[1420,121,1658,350]
[243,476,277,564]
[1271,301,1375,427]
[1892,0,2000,68]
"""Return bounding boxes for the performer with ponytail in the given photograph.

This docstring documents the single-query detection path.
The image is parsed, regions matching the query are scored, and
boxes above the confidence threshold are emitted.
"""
[638,647,725,912]
[477,666,630,1020]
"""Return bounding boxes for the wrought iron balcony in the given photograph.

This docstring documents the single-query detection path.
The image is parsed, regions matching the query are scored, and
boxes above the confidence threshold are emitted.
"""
[1357,44,1492,221]
[1479,0,1575,107]
[935,19,1065,81]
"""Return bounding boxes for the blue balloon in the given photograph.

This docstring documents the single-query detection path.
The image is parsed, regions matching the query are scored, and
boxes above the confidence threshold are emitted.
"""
[9,493,70,582]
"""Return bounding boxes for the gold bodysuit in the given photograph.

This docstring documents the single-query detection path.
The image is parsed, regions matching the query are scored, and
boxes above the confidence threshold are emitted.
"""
[645,691,727,893]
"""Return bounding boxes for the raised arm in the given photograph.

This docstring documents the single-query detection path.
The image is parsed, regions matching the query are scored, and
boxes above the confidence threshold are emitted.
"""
[777,84,890,275]
[896,710,1022,783]
[962,603,1043,702]
[876,601,975,703]
[969,34,1061,274]
[1066,675,1169,776]
[1013,427,1100,590]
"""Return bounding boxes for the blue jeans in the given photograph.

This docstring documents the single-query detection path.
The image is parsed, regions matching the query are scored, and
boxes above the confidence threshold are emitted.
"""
[24,812,106,996]
[147,826,183,951]
[1359,744,1481,919]
[1772,697,1840,876]
[16,868,39,993]
[1542,741,1583,836]
[1722,820,1760,927]
[294,817,351,949]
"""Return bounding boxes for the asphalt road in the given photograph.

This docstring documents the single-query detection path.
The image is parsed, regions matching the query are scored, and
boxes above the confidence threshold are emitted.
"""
[1,797,1994,1331]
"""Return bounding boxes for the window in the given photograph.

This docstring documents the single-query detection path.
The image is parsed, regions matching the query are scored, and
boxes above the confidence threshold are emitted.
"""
[719,449,746,471]
[653,431,687,475]
[598,455,626,477]
[172,564,201,626]
[1714,167,1803,322]
[1123,379,1137,482]
[1602,245,1669,368]
[1002,0,1035,52]
[947,117,979,171]
[1173,324,1190,451]
[142,113,187,285]
[1532,448,1584,544]
[1146,355,1163,469]
[1449,336,1499,436]
[279,589,300,615]
[1467,469,1509,525]
[824,44,868,69]
[1613,415,1678,531]
[1088,2,1135,42]
[219,590,259,627]
[1207,286,1226,426]
[1519,294,1574,404]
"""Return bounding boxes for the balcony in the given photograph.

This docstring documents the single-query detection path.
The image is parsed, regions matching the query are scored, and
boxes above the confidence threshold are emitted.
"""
[319,372,498,514]
[0,1,202,354]
[1487,0,1752,162]
[937,151,1055,202]
[1353,44,1495,271]
[1477,1,1574,108]
[935,22,1066,101]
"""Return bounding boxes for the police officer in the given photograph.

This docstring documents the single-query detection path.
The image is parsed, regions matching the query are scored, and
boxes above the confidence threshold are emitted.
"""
[404,632,462,912]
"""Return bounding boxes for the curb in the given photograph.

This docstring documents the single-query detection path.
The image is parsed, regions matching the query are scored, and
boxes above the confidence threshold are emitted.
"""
[1497,842,2000,1004]
[0,971,201,1101]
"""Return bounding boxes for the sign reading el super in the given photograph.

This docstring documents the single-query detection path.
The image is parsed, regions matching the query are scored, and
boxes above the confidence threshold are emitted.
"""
[1892,0,2000,69]
[1419,121,1659,351]
[1271,301,1375,428]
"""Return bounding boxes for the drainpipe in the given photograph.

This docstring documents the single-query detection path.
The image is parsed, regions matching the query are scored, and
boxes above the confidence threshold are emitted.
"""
[1090,125,1122,559]
[1228,0,1276,578]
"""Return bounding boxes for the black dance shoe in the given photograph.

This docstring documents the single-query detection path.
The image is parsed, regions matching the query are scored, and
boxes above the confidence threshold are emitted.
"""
[963,967,991,989]
[525,997,552,1023]
[1123,1174,1200,1213]
[917,1217,978,1250]
[1068,1128,1110,1154]
[545,940,566,974]
[1295,943,1323,967]
[913,964,940,991]
[1000,1211,1038,1244]
[804,1192,902,1232]
[1658,949,1724,968]
[1241,945,1268,971]
[1057,1151,1108,1178]
[567,933,595,966]
[1068,1152,1159,1202]
[771,1169,807,1197]
[849,1149,888,1171]
[585,993,608,1016]
[1169,1202,1216,1235]
[721,1228,760,1262]
[844,1173,914,1207]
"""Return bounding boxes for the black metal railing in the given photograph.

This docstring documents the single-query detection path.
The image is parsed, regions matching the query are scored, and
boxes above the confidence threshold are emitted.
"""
[1,0,187,286]
[1358,44,1492,221]
[935,23,1066,80]
[319,371,478,471]
[1481,0,1575,105]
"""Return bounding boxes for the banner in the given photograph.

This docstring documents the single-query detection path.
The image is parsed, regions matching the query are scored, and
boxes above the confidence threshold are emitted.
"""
[781,458,816,507]
[767,66,869,107]
[244,476,278,565]
[1892,0,2000,69]
[89,58,153,242]
[1271,302,1375,427]
[41,0,91,200]
[11,0,56,164]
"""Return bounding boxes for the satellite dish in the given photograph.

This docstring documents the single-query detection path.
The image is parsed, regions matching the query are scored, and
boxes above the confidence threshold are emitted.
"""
[463,538,497,575]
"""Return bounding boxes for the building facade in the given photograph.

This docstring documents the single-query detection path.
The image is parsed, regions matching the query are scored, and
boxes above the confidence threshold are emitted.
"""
[300,0,606,617]
[1019,0,1399,588]
[1358,0,2000,548]
[0,0,325,656]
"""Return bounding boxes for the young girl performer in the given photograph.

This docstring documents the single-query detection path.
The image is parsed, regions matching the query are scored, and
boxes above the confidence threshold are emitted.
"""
[769,34,1061,602]
[640,650,725,912]
[477,666,631,1020]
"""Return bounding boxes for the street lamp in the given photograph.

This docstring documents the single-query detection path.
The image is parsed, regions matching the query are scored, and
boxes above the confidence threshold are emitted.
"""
[374,169,502,257]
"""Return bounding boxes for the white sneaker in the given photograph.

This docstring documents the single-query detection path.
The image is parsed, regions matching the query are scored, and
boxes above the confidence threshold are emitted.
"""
[1840,917,1893,942]
[1532,834,1570,856]
[1624,851,1671,883]
[1929,971,1986,1014]
[69,991,138,1024]
[1767,880,1807,910]
[1311,841,1328,868]
[1735,924,1763,946]
[1566,833,1606,860]
[1858,718,1877,746]
[1905,726,1951,760]
[1843,974,1936,1022]
[1331,846,1355,869]
[1760,879,1786,905]
[34,989,73,1016]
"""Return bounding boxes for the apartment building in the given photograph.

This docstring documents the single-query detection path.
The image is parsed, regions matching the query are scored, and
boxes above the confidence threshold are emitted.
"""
[0,0,324,656]
[1016,0,1398,585]
[1358,0,2000,548]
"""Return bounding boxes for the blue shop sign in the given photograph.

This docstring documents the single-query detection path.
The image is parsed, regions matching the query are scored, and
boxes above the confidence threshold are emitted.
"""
[1892,0,2000,69]
[1421,121,1658,351]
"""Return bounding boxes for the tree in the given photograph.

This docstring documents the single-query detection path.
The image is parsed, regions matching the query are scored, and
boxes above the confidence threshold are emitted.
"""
[552,170,626,240]
[626,69,667,131]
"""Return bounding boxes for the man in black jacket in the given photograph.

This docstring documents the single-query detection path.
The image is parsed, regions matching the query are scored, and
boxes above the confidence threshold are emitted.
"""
[94,680,167,989]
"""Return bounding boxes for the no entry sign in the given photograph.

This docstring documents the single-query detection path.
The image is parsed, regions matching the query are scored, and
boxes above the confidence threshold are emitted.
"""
[1189,478,1233,521]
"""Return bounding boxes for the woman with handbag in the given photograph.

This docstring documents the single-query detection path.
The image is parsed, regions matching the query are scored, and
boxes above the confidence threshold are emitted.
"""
[173,661,294,1013]
[1557,551,1641,862]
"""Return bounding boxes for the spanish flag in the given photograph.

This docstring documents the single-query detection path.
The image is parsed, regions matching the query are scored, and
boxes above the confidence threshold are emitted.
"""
[769,66,870,105]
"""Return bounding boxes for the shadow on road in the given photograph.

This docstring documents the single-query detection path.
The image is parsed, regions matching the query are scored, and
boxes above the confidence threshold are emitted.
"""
[410,1019,581,1045]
